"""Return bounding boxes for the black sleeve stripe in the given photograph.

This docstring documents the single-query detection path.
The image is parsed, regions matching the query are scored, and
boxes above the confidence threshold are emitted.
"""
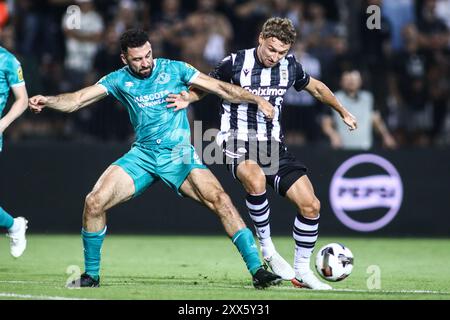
[293,60,311,91]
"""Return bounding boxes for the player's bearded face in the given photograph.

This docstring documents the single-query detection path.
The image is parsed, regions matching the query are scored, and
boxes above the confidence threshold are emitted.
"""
[257,36,291,68]
[122,42,154,77]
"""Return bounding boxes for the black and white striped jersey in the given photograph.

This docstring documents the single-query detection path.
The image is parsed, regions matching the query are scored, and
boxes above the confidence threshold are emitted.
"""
[209,47,310,143]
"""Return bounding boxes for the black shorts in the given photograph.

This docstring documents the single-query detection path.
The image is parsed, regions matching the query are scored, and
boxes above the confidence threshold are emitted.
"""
[222,138,308,196]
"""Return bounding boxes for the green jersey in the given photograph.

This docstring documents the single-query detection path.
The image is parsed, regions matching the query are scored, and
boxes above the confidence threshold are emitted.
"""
[0,46,25,152]
[97,58,199,147]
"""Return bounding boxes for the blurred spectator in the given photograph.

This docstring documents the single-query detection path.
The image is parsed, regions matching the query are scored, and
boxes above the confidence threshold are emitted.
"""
[283,41,322,145]
[111,0,140,35]
[0,0,447,146]
[93,25,122,76]
[232,0,271,49]
[62,0,103,89]
[271,0,301,29]
[61,0,104,140]
[90,25,132,142]
[14,0,46,56]
[388,24,431,146]
[359,0,392,114]
[14,0,63,62]
[301,2,338,75]
[178,0,233,73]
[0,22,14,51]
[435,0,450,30]
[321,70,396,150]
[427,63,450,145]
[382,0,415,51]
[416,0,450,54]
[323,35,361,92]
[152,0,186,60]
[0,0,8,28]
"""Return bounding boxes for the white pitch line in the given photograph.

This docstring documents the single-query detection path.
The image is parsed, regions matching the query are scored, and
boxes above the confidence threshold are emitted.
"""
[2,280,449,296]
[334,288,450,295]
[107,281,450,295]
[269,286,450,295]
[0,293,93,300]
[73,282,450,295]
[0,280,51,284]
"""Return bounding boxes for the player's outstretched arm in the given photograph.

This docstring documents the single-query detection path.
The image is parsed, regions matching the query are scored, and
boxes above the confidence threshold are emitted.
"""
[190,73,275,119]
[29,84,108,114]
[0,85,28,134]
[305,77,357,131]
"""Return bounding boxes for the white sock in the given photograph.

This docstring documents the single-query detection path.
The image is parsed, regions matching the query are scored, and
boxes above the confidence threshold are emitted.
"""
[8,218,20,233]
[260,237,276,259]
[294,254,312,274]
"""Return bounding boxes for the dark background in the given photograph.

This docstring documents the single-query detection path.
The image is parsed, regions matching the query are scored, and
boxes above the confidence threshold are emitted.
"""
[1,142,448,236]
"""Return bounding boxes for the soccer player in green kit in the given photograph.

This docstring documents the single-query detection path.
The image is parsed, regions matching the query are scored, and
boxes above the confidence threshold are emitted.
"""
[29,29,281,288]
[0,45,29,258]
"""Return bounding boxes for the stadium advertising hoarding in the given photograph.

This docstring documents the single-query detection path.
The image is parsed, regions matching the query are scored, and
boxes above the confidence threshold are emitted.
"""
[1,143,448,236]
[329,154,403,233]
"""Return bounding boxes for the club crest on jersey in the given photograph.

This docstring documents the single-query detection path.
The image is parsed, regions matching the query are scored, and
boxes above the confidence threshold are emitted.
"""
[155,72,171,85]
[125,81,134,88]
[243,69,250,76]
[17,67,24,82]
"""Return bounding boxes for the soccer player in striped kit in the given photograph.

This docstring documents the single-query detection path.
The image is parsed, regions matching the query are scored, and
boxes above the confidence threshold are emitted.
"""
[167,17,357,290]
[0,45,29,258]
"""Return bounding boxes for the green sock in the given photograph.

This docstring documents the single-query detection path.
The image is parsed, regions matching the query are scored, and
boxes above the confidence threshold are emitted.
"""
[82,227,107,280]
[231,227,262,276]
[0,206,14,230]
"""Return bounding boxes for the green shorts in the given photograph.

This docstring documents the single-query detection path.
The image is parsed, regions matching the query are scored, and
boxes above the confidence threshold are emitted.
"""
[113,143,206,197]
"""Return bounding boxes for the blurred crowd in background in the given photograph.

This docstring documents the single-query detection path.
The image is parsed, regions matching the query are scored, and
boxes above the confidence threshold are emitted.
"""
[0,0,449,149]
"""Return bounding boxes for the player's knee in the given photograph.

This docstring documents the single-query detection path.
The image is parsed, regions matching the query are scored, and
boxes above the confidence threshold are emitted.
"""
[240,171,266,194]
[300,198,321,219]
[211,189,230,206]
[208,189,232,211]
[246,178,266,194]
[84,192,104,217]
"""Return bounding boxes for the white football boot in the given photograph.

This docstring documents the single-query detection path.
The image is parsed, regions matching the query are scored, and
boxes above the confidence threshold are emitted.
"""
[292,269,333,290]
[264,252,296,280]
[7,217,28,258]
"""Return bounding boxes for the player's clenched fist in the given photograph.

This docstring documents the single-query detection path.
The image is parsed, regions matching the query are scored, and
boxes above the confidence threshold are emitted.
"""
[28,95,48,113]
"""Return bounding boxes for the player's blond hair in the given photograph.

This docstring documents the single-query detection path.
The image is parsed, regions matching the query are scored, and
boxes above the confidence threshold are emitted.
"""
[260,17,297,45]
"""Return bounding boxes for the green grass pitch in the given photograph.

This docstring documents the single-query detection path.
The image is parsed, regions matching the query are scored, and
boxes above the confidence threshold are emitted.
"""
[0,235,449,300]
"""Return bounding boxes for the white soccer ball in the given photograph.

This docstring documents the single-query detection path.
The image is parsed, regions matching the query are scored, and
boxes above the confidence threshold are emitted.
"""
[315,243,354,282]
